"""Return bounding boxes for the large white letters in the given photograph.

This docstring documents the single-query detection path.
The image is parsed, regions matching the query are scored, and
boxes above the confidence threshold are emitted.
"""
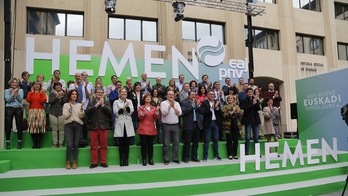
[69,40,94,75]
[26,37,60,74]
[240,138,338,172]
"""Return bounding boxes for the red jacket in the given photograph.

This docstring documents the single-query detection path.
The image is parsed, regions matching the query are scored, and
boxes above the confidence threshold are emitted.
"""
[137,105,160,136]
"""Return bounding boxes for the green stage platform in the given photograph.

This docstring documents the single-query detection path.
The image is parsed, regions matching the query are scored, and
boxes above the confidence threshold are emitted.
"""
[1,131,302,171]
[1,131,347,195]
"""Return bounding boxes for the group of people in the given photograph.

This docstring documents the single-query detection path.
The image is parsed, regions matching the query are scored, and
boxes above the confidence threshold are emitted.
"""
[4,70,282,169]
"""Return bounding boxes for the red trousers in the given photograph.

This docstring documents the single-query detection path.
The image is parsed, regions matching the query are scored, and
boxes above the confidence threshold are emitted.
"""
[89,128,108,164]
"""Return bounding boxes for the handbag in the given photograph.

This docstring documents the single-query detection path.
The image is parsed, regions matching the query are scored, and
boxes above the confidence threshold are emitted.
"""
[22,118,28,131]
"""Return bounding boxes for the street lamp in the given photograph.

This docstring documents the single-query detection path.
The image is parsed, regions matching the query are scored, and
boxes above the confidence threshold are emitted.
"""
[172,1,186,22]
[105,0,117,14]
[155,0,265,79]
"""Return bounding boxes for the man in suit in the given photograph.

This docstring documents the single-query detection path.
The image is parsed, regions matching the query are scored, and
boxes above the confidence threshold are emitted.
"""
[199,90,222,161]
[198,74,212,90]
[240,88,262,155]
[181,91,203,163]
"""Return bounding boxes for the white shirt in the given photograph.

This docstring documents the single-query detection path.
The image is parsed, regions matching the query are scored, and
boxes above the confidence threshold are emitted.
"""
[160,100,182,124]
[209,101,217,121]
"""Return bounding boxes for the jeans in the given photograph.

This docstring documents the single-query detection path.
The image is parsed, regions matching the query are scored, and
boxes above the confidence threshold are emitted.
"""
[244,123,259,155]
[64,122,82,161]
[156,120,162,143]
[203,121,219,159]
[5,107,23,141]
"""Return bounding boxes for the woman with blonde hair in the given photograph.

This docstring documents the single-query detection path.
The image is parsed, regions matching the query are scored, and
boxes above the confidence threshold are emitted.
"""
[26,81,47,149]
[263,98,280,156]
[4,78,24,149]
[114,88,135,166]
[222,95,243,159]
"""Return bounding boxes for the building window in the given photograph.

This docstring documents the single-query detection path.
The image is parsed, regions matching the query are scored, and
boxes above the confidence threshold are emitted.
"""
[292,0,321,12]
[338,43,348,60]
[335,2,348,21]
[27,9,84,36]
[108,17,157,42]
[182,20,225,43]
[296,34,324,55]
[244,27,279,50]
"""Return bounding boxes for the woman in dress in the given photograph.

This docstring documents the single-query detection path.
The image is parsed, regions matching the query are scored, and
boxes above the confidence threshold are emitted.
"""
[222,95,243,159]
[114,88,135,166]
[63,90,85,169]
[263,98,280,156]
[48,82,67,148]
[138,94,160,166]
[26,81,47,149]
[4,78,24,149]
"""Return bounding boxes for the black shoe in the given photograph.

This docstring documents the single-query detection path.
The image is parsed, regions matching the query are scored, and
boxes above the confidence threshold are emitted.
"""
[6,142,10,150]
[164,161,169,165]
[125,159,129,166]
[149,160,154,165]
[101,163,108,168]
[142,159,147,166]
[192,159,200,163]
[89,164,98,169]
[214,156,222,161]
[173,160,181,164]
[17,141,22,149]
[120,160,125,167]
[183,160,189,163]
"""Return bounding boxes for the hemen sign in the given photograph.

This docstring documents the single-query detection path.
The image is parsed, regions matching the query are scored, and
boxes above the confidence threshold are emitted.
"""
[25,36,248,83]
[239,138,338,172]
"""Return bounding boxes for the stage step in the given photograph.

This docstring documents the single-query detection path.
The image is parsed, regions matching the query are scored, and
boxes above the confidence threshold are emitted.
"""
[0,153,346,195]
[0,139,300,171]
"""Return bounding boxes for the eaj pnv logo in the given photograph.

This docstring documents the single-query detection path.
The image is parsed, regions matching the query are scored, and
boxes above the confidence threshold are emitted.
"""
[197,36,225,67]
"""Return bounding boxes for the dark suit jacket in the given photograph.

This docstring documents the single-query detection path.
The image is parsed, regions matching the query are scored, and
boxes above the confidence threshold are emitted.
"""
[128,91,144,122]
[85,98,112,130]
[240,97,261,125]
[199,99,222,129]
[181,99,203,131]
